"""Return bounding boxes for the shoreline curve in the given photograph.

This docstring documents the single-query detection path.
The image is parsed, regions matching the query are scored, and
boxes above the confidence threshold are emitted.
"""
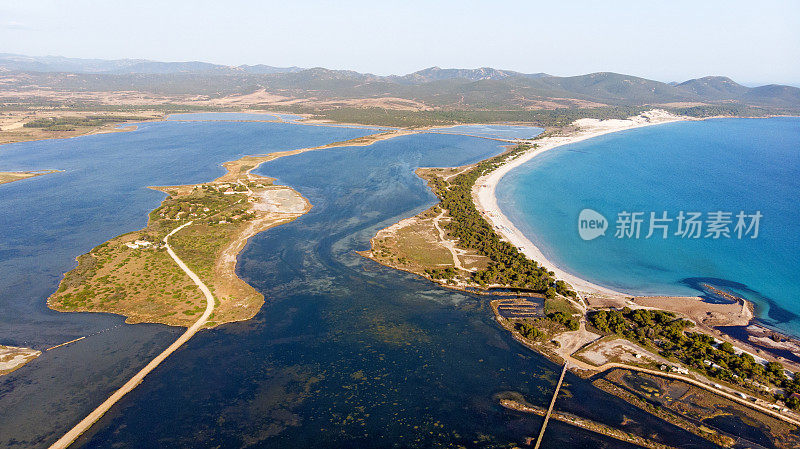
[473,111,685,299]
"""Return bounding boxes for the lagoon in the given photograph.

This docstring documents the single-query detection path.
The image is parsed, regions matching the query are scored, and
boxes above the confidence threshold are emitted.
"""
[0,118,714,448]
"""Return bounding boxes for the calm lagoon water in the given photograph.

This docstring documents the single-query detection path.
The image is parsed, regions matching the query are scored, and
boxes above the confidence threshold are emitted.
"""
[0,119,716,448]
[428,124,543,140]
[497,118,800,335]
[166,112,283,121]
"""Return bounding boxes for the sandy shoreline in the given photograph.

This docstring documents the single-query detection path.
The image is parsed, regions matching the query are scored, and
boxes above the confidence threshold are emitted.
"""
[470,111,800,369]
[474,110,685,299]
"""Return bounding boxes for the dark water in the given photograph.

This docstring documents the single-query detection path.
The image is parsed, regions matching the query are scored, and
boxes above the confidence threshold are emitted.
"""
[1,121,717,448]
[703,415,775,449]
[0,120,377,447]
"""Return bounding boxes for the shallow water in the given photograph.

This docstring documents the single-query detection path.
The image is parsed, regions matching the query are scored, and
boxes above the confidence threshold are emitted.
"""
[166,112,284,121]
[0,120,377,446]
[1,120,716,448]
[497,118,800,335]
[427,124,543,140]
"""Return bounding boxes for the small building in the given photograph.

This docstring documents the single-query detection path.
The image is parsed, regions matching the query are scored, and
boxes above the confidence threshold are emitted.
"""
[670,366,689,374]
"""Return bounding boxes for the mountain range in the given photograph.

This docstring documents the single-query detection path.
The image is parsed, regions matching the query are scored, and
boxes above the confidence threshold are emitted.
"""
[1,53,798,110]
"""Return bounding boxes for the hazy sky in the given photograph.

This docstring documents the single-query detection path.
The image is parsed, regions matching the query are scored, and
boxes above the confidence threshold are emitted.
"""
[1,0,798,85]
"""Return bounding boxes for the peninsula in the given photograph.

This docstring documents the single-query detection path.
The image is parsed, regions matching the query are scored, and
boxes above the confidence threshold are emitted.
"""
[361,111,800,447]
[48,129,410,327]
[0,345,41,375]
[0,169,60,185]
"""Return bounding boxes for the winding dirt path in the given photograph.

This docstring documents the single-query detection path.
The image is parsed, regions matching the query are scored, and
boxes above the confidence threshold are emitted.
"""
[432,210,466,271]
[48,221,215,449]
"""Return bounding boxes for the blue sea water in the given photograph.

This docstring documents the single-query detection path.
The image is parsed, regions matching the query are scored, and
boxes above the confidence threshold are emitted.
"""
[497,118,800,335]
[0,118,717,448]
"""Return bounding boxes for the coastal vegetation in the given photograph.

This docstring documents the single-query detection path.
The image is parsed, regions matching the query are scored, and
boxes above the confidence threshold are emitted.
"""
[49,169,308,327]
[428,144,576,296]
[364,144,579,300]
[286,106,650,128]
[286,104,774,129]
[513,309,579,342]
[0,109,164,145]
[22,115,145,131]
[589,308,800,408]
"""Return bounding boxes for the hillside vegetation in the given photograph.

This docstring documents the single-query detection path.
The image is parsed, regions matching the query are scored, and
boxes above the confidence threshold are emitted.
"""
[2,54,798,114]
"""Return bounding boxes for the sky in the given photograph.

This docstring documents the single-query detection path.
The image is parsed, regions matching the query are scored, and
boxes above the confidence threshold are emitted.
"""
[1,0,799,85]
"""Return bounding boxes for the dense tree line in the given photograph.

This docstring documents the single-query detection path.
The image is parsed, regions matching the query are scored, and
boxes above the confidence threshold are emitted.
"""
[590,308,799,407]
[429,144,576,296]
[669,104,769,118]
[302,106,651,128]
[23,115,144,131]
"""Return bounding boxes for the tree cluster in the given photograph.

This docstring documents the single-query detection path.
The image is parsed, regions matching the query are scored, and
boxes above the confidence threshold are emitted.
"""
[430,144,576,297]
[589,308,799,407]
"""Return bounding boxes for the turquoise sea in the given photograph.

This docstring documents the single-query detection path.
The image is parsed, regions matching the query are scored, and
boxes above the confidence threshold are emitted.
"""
[497,118,800,336]
[3,116,719,448]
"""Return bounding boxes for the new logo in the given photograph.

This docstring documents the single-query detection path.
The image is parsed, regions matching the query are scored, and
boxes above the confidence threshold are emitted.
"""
[578,209,608,241]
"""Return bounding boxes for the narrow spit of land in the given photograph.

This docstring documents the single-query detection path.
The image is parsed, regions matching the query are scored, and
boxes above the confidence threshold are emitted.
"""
[0,169,61,185]
[0,345,41,375]
[499,397,677,449]
[48,129,411,327]
[360,111,800,447]
[0,111,164,145]
[48,221,215,449]
[45,128,421,449]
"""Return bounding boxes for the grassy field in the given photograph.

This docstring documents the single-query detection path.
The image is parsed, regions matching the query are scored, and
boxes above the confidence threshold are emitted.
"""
[49,231,206,326]
[0,110,164,145]
[48,172,306,327]
[48,184,254,326]
[367,208,455,269]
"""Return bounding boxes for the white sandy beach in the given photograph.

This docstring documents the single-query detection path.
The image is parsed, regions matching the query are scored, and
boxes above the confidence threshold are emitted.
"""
[473,110,685,299]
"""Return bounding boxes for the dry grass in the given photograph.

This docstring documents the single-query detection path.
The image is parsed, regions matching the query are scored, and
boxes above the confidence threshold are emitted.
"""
[49,169,308,327]
[0,169,59,185]
[0,345,41,376]
[363,208,456,275]
[48,230,207,326]
[0,110,162,145]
